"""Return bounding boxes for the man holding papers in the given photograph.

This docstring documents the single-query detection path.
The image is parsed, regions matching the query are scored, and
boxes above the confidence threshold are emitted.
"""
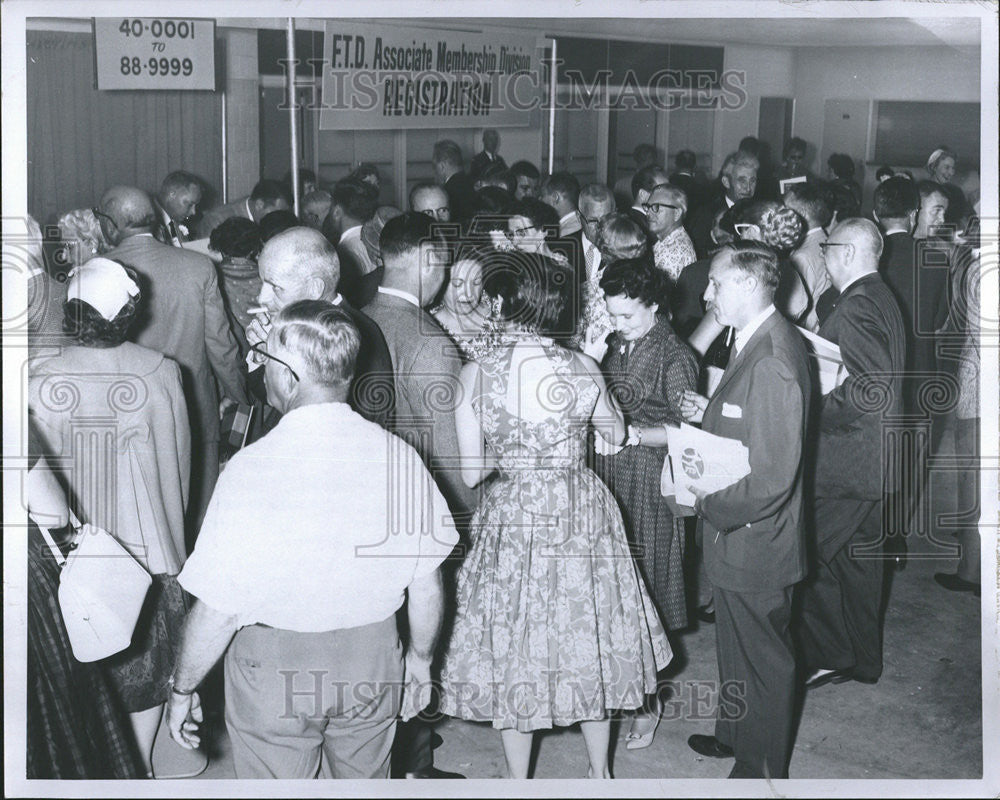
[797,219,906,689]
[680,241,812,779]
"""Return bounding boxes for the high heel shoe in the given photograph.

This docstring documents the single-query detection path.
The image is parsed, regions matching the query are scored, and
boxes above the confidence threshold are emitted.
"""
[624,701,662,750]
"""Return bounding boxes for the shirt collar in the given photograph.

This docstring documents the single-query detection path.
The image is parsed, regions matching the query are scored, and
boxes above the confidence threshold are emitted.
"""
[378,286,421,308]
[340,225,362,242]
[724,195,736,209]
[559,211,578,227]
[883,226,909,236]
[733,304,776,355]
[244,198,253,219]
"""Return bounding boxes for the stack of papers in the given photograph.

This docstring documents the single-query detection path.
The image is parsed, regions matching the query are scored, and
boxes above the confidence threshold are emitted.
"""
[662,423,751,507]
[797,326,848,395]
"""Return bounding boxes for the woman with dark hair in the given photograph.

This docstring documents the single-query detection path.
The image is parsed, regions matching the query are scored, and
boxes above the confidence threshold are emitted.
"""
[826,153,862,208]
[28,257,193,777]
[430,243,505,362]
[504,197,564,260]
[597,257,698,748]
[209,216,263,356]
[440,252,671,778]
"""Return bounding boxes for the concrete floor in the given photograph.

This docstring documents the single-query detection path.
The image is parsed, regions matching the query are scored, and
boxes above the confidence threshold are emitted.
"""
[154,426,987,784]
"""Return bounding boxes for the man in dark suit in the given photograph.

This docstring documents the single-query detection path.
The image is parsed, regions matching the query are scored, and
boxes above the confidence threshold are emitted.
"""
[797,219,906,690]
[98,186,249,536]
[322,178,379,308]
[669,149,709,217]
[686,151,759,260]
[197,179,292,240]
[362,212,476,779]
[681,241,812,779]
[567,183,616,356]
[152,171,202,246]
[469,128,507,182]
[249,226,394,431]
[432,140,477,227]
[874,177,950,413]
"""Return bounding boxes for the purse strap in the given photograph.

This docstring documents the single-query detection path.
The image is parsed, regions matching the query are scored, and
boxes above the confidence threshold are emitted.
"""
[28,511,70,567]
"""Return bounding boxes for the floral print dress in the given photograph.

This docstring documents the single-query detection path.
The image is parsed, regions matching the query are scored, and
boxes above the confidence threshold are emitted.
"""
[439,336,672,732]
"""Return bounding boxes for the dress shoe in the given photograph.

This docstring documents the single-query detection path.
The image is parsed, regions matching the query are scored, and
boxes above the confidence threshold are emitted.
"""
[696,603,715,624]
[404,766,466,779]
[934,572,981,596]
[805,667,878,688]
[624,699,662,750]
[688,734,734,759]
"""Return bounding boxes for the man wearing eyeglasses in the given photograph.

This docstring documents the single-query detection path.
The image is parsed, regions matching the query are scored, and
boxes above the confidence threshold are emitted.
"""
[797,218,905,692]
[409,183,452,223]
[646,183,696,282]
[168,300,459,779]
[571,183,617,359]
[687,151,759,260]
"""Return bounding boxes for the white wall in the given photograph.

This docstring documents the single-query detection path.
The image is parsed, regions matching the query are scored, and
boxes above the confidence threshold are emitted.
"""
[791,45,981,168]
[715,44,795,172]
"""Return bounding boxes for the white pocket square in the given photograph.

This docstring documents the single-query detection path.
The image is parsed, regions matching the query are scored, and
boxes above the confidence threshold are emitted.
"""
[721,403,743,419]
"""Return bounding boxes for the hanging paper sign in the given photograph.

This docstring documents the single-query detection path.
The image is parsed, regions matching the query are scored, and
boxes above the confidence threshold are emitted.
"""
[94,18,216,90]
[319,22,539,129]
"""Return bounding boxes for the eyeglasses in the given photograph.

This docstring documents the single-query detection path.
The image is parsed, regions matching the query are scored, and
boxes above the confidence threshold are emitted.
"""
[642,203,679,215]
[250,342,300,382]
[818,242,849,253]
[507,225,537,239]
[91,207,117,227]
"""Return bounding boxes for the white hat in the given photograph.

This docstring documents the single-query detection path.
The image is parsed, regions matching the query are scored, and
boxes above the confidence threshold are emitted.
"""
[66,258,140,321]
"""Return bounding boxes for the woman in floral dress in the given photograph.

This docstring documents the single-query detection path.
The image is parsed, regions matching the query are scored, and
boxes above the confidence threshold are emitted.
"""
[439,252,672,778]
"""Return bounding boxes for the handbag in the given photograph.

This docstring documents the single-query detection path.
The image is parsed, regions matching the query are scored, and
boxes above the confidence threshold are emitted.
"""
[32,510,152,662]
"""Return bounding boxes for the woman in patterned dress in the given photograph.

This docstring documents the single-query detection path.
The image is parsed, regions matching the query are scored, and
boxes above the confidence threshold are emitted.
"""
[597,257,699,749]
[439,253,672,778]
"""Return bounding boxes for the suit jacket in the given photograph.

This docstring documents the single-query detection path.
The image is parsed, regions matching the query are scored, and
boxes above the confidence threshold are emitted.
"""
[105,234,248,443]
[698,310,812,592]
[685,193,728,260]
[469,150,507,181]
[879,231,950,377]
[444,172,478,225]
[196,196,251,239]
[363,290,478,523]
[246,296,395,431]
[814,273,906,500]
[670,258,711,339]
[336,228,377,307]
[152,198,191,247]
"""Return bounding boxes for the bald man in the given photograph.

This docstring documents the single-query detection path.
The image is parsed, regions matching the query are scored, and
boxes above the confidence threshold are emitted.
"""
[98,186,248,537]
[797,218,906,690]
[246,226,394,431]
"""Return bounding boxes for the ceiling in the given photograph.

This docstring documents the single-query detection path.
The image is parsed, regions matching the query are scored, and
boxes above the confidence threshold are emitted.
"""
[417,15,982,49]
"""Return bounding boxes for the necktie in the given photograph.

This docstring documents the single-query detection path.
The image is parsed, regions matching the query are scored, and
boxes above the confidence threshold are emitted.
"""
[585,243,597,280]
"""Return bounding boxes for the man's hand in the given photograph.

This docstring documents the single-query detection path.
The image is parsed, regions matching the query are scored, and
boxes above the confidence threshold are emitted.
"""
[400,653,433,723]
[680,390,708,424]
[245,312,272,350]
[687,484,708,501]
[166,690,203,750]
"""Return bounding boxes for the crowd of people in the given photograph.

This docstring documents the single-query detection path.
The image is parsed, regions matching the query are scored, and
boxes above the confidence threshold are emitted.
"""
[22,126,982,780]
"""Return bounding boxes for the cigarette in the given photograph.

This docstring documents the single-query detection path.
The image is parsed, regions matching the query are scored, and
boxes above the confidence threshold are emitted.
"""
[247,306,269,315]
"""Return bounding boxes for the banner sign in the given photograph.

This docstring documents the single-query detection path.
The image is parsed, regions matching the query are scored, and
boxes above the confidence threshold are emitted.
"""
[94,18,216,91]
[320,22,539,130]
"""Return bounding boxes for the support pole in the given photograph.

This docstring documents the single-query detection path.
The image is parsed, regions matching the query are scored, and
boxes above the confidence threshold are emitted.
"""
[220,91,228,203]
[286,18,300,216]
[547,38,557,174]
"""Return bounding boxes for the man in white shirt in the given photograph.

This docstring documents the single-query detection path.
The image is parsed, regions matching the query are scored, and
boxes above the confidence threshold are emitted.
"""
[167,300,458,778]
[646,183,697,281]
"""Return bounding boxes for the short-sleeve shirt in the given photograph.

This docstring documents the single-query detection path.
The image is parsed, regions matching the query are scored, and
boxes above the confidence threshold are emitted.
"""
[178,402,459,632]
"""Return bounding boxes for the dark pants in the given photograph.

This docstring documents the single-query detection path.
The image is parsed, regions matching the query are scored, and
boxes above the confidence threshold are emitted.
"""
[798,497,884,680]
[714,585,796,779]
